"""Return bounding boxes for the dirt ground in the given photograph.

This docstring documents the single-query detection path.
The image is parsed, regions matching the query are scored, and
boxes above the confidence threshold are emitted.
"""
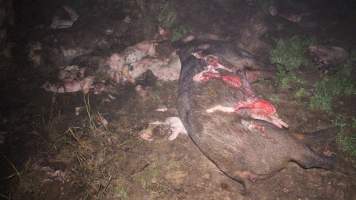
[1,0,356,199]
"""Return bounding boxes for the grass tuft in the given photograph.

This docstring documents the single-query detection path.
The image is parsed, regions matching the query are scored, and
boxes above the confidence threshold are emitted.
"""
[310,62,356,112]
[271,36,312,71]
[334,116,356,157]
[158,1,190,42]
[270,36,312,88]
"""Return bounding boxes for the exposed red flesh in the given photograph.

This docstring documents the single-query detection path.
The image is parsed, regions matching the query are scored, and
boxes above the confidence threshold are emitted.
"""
[221,75,242,88]
[234,98,276,116]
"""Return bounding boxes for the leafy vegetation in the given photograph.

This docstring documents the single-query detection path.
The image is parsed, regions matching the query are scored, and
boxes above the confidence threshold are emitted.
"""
[271,37,355,156]
[295,87,308,99]
[270,36,312,70]
[334,115,356,157]
[270,36,312,88]
[310,62,356,112]
[308,58,355,156]
[158,1,190,42]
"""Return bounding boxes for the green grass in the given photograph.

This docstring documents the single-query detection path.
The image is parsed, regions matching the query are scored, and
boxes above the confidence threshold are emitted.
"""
[334,116,356,157]
[158,1,190,42]
[271,36,312,71]
[270,36,312,88]
[295,87,308,99]
[337,133,356,157]
[115,185,129,200]
[310,62,356,112]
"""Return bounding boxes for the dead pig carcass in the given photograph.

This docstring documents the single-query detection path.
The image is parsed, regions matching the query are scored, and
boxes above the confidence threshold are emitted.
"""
[176,41,334,192]
[105,40,181,83]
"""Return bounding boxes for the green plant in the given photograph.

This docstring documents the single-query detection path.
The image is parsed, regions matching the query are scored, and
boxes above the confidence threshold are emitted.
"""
[352,117,356,129]
[295,87,308,98]
[268,94,280,104]
[170,24,190,42]
[310,62,356,112]
[270,36,312,88]
[336,133,356,157]
[83,94,97,130]
[275,67,304,89]
[333,115,356,157]
[158,2,177,28]
[115,186,128,200]
[271,36,312,71]
[332,115,347,129]
[158,1,190,42]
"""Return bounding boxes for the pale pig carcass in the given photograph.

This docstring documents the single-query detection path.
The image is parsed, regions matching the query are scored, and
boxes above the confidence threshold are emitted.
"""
[176,41,334,192]
[106,40,181,83]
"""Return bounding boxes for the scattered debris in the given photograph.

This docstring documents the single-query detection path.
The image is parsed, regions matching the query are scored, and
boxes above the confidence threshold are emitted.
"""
[75,106,84,116]
[95,113,109,129]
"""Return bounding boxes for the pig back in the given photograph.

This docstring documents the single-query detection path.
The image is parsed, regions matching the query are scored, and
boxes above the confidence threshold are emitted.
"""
[177,53,332,181]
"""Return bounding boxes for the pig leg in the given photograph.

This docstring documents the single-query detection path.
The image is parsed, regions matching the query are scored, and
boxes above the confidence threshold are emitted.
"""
[291,146,335,170]
[231,170,259,195]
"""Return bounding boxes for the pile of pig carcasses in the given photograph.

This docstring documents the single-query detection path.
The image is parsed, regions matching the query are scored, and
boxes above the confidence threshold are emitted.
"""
[176,40,334,193]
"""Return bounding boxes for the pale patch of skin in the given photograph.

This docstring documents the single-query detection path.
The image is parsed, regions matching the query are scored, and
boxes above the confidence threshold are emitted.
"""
[206,105,235,113]
[42,76,94,94]
[150,117,188,141]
